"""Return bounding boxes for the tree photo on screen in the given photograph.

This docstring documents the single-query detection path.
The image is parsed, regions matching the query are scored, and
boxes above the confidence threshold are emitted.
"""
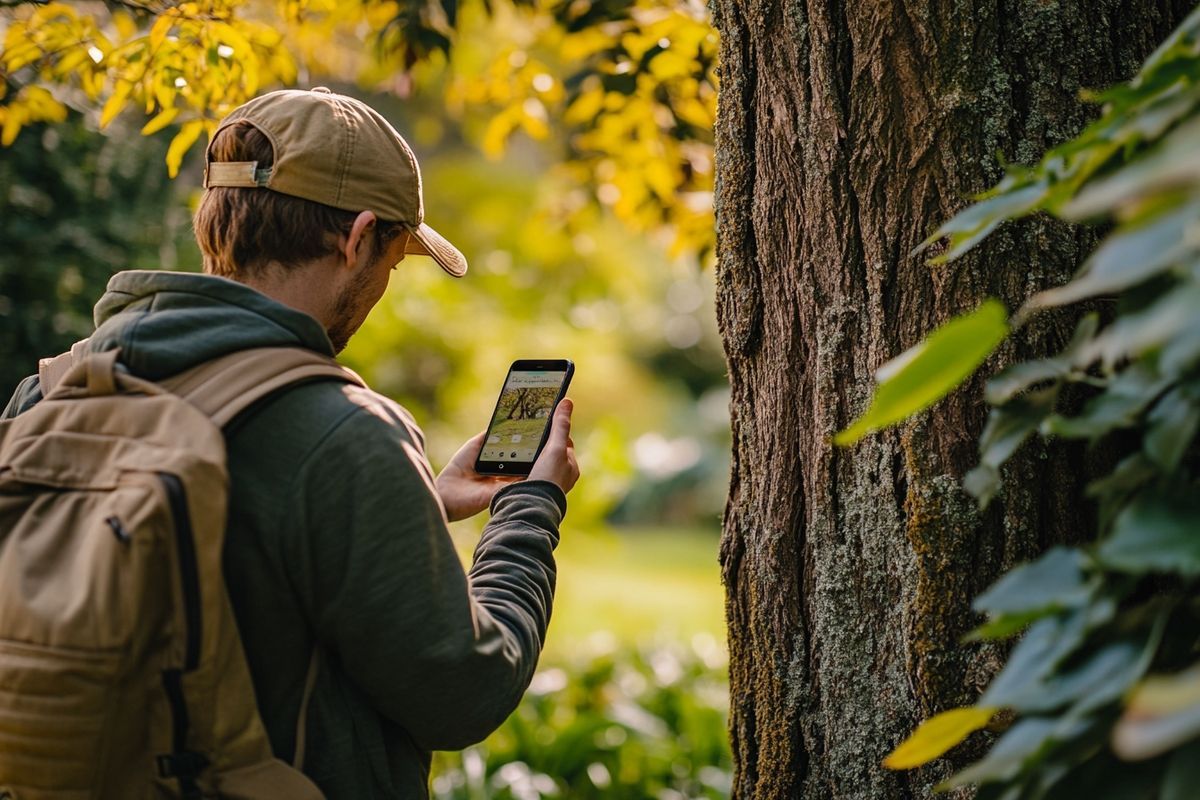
[489,386,560,444]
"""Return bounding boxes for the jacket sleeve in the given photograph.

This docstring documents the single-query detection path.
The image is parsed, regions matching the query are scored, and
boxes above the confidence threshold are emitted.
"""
[278,396,564,751]
[2,374,43,420]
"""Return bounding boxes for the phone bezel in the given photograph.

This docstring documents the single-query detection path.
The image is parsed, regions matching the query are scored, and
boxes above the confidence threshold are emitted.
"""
[474,359,574,476]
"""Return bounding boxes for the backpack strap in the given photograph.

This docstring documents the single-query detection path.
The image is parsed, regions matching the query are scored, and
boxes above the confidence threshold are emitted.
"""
[160,347,366,428]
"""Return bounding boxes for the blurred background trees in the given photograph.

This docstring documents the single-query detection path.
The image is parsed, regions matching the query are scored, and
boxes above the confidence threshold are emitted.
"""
[0,1,730,796]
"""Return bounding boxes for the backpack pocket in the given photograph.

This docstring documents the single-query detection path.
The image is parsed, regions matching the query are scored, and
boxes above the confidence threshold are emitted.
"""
[0,638,121,798]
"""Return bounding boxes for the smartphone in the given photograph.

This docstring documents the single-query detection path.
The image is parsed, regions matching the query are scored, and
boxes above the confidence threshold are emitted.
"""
[475,359,574,476]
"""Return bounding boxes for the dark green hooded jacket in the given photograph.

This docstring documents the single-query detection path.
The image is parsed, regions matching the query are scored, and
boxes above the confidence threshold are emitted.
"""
[2,270,565,799]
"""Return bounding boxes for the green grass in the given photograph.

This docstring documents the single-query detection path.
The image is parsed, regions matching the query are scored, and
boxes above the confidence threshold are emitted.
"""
[543,526,726,660]
[488,417,549,442]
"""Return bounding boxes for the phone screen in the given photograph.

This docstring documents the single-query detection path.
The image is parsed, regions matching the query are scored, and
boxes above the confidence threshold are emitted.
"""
[476,361,572,474]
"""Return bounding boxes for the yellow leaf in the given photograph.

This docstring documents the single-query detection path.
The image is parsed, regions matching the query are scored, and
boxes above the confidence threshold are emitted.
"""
[564,87,604,126]
[54,46,91,77]
[1,105,24,146]
[100,82,132,128]
[149,14,173,51]
[883,707,997,770]
[165,119,203,178]
[141,106,179,135]
[4,41,44,72]
[113,10,138,40]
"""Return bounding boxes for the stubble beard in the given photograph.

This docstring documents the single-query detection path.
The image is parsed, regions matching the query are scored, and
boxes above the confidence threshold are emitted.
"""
[326,261,377,354]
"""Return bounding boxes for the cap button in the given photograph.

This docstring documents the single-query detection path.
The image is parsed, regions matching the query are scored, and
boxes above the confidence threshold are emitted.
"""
[311,86,332,94]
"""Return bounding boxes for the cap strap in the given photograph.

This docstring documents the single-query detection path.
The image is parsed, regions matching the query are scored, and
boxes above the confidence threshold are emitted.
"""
[204,160,272,188]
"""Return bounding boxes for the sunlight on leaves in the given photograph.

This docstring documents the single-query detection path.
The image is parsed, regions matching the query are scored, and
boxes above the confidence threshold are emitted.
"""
[835,299,1009,445]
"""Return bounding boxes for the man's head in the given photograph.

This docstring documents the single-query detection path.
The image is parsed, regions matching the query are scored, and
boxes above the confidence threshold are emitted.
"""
[193,88,467,352]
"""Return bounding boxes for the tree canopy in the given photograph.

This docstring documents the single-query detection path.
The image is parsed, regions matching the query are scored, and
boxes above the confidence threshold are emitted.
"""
[1,0,716,258]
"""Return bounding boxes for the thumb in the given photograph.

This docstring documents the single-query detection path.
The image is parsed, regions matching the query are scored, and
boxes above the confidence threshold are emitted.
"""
[544,398,573,451]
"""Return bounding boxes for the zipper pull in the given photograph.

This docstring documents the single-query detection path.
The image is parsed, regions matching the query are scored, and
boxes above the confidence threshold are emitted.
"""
[106,515,132,544]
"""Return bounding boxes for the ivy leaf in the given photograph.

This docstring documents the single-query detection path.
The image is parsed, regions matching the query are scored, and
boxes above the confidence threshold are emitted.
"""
[1113,663,1200,761]
[979,608,1103,709]
[994,641,1144,714]
[915,181,1049,264]
[973,548,1092,618]
[1161,304,1200,376]
[1087,453,1162,533]
[1144,384,1200,471]
[835,300,1009,445]
[1026,199,1200,309]
[1064,115,1200,219]
[1040,364,1173,440]
[1098,492,1200,577]
[882,706,997,770]
[984,315,1098,406]
[965,387,1059,508]
[940,716,1091,789]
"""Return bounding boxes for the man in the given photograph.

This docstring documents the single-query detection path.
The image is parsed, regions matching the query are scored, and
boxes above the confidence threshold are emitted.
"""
[2,87,579,798]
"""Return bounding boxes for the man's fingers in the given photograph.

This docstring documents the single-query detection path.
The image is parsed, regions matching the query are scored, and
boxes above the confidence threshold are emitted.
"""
[546,398,573,449]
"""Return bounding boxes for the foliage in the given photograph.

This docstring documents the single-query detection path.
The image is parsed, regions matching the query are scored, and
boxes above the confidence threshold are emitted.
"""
[431,639,731,800]
[0,0,716,255]
[842,7,1200,796]
[0,112,197,399]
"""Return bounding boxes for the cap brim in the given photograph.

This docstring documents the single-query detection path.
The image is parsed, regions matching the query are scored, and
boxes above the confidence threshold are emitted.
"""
[405,222,468,277]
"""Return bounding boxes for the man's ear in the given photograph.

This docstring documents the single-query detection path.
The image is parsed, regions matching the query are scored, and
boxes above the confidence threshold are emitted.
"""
[341,210,378,271]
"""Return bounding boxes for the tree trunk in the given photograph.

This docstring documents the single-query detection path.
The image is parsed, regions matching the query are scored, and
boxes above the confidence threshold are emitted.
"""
[711,2,1192,797]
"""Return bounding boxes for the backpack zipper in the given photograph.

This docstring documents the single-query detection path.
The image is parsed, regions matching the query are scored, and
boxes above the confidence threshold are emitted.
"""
[158,472,201,671]
[156,472,207,797]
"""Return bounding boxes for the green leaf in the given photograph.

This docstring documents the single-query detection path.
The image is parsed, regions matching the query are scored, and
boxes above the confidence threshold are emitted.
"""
[835,300,1009,445]
[1064,115,1200,219]
[979,612,1093,708]
[1161,302,1200,376]
[1000,624,1159,717]
[1160,737,1200,800]
[966,387,1059,508]
[984,315,1098,406]
[1087,453,1162,532]
[1040,364,1173,440]
[1086,452,1159,500]
[1144,384,1200,472]
[964,608,1053,642]
[882,706,997,770]
[917,181,1048,264]
[1026,200,1200,309]
[1099,492,1200,577]
[941,716,1090,789]
[973,548,1092,618]
[1113,663,1200,761]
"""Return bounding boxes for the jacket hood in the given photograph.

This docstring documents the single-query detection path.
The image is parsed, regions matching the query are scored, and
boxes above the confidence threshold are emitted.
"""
[90,270,334,380]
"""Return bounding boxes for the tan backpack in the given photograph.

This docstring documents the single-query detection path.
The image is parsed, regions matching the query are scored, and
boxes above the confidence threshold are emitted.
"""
[0,345,363,800]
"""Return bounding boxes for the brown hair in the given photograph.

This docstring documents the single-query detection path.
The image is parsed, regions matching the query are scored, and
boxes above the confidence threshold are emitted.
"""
[194,121,402,279]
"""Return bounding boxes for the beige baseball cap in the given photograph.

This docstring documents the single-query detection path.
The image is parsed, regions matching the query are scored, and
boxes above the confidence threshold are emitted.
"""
[203,87,467,277]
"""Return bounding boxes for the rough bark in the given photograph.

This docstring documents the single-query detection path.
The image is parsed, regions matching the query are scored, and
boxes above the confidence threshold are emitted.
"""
[712,2,1193,798]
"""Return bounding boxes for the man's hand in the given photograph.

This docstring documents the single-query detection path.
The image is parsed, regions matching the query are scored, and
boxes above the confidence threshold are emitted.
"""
[435,399,579,522]
[435,431,520,522]
[529,398,579,493]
